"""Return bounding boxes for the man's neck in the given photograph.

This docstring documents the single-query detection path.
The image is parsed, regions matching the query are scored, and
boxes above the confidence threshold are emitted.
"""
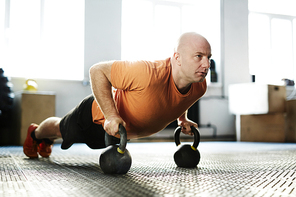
[177,84,191,94]
[171,58,192,94]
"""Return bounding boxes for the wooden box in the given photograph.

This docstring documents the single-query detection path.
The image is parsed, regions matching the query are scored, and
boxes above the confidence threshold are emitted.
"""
[237,113,286,142]
[13,91,55,145]
[286,100,296,142]
[229,83,286,115]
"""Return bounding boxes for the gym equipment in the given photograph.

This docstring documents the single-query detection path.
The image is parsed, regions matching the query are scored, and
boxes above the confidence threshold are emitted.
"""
[210,59,218,82]
[0,69,14,145]
[24,79,38,92]
[174,126,201,168]
[99,124,132,174]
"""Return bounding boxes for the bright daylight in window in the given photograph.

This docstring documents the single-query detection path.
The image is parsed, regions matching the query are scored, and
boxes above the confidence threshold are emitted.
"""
[248,0,296,85]
[0,0,85,80]
[121,0,221,82]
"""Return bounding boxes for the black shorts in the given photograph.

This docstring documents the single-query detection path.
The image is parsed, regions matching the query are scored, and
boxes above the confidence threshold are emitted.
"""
[59,94,120,150]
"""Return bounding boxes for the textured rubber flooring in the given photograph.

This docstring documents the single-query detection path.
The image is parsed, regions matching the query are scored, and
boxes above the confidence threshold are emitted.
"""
[1,142,296,197]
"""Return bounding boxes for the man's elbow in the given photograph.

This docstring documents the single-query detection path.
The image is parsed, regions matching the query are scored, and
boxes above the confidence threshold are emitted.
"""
[89,63,101,79]
[89,61,114,82]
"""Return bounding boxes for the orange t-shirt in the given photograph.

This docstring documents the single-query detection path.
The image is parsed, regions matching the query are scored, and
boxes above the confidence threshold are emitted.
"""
[92,58,207,139]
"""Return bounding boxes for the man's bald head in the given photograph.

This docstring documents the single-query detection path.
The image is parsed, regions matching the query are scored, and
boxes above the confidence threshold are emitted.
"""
[175,32,211,55]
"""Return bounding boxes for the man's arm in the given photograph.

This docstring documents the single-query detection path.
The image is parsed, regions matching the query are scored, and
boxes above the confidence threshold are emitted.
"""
[89,61,126,136]
[177,110,198,136]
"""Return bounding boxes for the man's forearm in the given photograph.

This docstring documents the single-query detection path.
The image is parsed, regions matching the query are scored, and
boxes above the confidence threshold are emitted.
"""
[89,62,119,119]
[89,61,126,136]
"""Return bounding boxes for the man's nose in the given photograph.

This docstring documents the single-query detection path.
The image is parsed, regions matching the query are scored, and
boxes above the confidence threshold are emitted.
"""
[202,58,211,69]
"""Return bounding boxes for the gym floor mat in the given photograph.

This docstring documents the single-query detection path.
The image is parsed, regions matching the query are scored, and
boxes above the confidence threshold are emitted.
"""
[1,142,296,197]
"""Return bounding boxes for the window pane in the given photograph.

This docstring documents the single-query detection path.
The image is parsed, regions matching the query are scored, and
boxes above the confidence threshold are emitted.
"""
[249,0,296,16]
[182,0,220,74]
[294,19,296,79]
[182,0,220,35]
[0,0,4,29]
[122,1,181,60]
[41,0,85,80]
[271,18,293,81]
[248,13,270,78]
[154,5,180,59]
[5,0,41,78]
[122,0,220,80]
[0,0,5,68]
[121,0,154,60]
[3,0,84,80]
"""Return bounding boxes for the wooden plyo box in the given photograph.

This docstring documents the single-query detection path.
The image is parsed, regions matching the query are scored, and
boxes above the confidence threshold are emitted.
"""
[240,113,286,142]
[286,100,296,142]
[13,91,55,145]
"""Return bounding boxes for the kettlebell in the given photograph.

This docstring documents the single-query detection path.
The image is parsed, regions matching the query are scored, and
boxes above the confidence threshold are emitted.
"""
[99,124,132,174]
[24,79,38,92]
[173,126,201,168]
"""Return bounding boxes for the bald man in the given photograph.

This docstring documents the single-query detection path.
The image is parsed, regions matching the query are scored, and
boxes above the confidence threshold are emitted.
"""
[23,32,212,158]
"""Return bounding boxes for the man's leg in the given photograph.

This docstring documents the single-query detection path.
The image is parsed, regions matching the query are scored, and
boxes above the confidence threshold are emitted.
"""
[35,117,62,141]
[23,94,112,158]
[23,117,62,158]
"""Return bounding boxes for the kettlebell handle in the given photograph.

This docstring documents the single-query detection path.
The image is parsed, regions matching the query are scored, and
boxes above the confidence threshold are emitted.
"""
[105,124,127,153]
[174,126,200,149]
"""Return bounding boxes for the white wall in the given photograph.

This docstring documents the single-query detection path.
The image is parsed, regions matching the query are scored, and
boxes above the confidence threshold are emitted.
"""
[10,0,250,137]
[223,0,250,95]
[84,0,122,79]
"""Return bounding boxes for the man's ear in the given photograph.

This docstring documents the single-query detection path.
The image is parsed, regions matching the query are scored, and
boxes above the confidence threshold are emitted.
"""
[173,52,181,66]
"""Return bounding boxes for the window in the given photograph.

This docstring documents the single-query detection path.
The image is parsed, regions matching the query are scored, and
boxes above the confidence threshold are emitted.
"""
[248,0,296,84]
[121,0,221,82]
[1,0,85,80]
[0,0,6,66]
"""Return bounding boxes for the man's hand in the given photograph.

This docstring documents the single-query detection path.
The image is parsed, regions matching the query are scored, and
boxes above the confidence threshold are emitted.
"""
[104,115,126,137]
[177,111,198,136]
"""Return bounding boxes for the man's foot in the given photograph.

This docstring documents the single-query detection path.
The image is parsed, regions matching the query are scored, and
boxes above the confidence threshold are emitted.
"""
[23,124,39,158]
[38,140,53,158]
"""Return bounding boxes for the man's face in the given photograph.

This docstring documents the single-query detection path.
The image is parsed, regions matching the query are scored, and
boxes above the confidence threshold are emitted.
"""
[177,37,212,83]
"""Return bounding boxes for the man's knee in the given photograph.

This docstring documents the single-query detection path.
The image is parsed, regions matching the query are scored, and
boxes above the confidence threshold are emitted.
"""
[52,117,62,137]
[37,117,62,138]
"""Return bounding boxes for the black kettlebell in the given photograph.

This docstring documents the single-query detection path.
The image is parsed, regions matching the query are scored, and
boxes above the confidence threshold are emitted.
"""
[173,126,201,168]
[99,124,132,174]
